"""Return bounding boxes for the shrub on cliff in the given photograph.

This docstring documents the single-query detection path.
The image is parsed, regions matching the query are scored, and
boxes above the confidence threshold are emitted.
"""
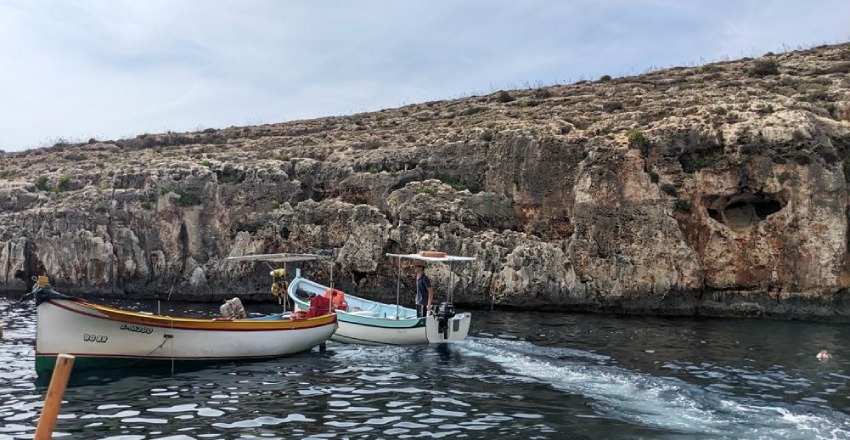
[749,59,779,77]
[649,170,660,183]
[176,190,202,207]
[602,101,624,112]
[627,130,651,152]
[679,151,721,173]
[660,183,678,197]
[533,88,552,99]
[674,199,692,213]
[600,74,612,82]
[794,152,812,165]
[56,175,72,192]
[33,176,49,191]
[495,91,515,103]
[217,168,245,184]
[439,175,467,191]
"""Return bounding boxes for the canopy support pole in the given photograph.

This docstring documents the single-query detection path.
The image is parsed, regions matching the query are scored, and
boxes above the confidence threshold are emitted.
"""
[395,256,402,317]
[448,265,454,304]
[284,261,289,312]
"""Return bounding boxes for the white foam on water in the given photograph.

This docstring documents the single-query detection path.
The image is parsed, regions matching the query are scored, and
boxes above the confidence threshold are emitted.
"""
[461,337,850,439]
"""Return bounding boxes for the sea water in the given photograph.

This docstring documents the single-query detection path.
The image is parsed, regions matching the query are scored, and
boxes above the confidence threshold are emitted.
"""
[1,298,849,439]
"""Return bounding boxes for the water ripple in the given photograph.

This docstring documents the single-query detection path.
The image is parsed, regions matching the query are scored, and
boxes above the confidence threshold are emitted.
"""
[4,298,850,439]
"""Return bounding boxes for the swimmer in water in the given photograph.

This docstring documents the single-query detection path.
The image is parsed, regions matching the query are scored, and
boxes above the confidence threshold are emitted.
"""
[816,349,832,361]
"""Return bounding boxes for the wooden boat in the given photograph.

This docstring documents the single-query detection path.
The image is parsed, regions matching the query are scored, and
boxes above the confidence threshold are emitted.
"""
[237,251,473,345]
[288,272,471,345]
[33,277,337,373]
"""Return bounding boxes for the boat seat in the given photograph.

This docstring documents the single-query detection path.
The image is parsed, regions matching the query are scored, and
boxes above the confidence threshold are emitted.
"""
[347,310,380,317]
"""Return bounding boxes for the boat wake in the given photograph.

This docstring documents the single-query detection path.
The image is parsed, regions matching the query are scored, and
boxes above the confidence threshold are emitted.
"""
[461,337,850,439]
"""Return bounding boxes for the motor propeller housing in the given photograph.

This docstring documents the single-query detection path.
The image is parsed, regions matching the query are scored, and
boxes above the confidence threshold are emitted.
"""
[434,302,456,339]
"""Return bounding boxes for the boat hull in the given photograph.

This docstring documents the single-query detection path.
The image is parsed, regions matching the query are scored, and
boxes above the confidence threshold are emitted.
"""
[289,275,471,345]
[327,313,472,345]
[36,299,337,373]
[315,310,430,345]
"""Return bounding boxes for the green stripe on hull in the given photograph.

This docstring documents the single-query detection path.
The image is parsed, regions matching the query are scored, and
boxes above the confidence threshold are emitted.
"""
[35,354,300,376]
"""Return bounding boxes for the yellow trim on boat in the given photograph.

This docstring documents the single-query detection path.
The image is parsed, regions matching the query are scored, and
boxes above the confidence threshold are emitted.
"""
[64,300,334,330]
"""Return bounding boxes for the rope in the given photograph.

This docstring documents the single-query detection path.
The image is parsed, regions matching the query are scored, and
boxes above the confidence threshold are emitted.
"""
[127,317,174,373]
[124,334,170,368]
[2,291,33,314]
[143,336,169,357]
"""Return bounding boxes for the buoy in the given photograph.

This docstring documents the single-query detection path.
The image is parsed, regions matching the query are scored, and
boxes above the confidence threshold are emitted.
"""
[419,251,447,258]
[816,349,832,361]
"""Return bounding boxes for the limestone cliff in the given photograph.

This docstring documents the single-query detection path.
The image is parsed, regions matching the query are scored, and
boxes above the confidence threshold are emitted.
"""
[2,44,850,319]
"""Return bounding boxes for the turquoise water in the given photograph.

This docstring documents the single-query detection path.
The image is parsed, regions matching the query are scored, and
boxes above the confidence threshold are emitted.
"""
[2,298,850,439]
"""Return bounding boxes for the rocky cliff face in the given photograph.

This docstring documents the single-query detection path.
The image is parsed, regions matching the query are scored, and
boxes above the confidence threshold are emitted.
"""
[2,44,850,319]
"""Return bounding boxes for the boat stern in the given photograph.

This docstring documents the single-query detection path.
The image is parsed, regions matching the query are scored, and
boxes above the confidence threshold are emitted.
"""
[426,312,471,343]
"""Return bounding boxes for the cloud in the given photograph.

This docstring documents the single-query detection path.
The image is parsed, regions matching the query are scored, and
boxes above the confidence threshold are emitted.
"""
[0,0,848,151]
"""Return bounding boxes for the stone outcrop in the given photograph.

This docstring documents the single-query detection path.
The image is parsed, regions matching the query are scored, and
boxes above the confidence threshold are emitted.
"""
[2,44,850,319]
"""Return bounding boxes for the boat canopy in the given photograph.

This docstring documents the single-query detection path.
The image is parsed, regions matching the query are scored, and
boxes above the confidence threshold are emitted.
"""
[385,252,476,263]
[227,253,331,263]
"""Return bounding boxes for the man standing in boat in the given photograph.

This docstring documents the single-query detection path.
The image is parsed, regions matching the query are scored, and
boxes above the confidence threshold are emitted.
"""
[413,261,433,317]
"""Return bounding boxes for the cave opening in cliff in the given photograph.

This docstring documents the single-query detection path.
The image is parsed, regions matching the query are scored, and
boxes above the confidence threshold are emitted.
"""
[753,198,782,219]
[704,192,785,230]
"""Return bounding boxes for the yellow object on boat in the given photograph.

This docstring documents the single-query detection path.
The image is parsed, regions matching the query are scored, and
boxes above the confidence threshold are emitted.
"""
[38,276,50,288]
[269,268,286,278]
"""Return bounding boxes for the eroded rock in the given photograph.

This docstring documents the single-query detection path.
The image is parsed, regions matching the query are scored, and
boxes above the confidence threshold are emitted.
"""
[2,44,850,319]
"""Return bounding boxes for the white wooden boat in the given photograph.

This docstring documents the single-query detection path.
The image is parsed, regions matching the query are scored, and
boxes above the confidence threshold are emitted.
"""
[228,251,475,345]
[288,271,472,345]
[32,278,337,373]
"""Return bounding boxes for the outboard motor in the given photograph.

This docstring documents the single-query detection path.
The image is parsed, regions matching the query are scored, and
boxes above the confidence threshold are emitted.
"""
[434,301,456,339]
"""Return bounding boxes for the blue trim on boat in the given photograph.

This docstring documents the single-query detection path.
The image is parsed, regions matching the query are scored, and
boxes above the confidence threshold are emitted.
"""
[248,313,288,321]
[289,277,427,329]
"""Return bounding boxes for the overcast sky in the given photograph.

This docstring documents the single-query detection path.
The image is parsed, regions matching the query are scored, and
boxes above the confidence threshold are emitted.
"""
[0,1,848,151]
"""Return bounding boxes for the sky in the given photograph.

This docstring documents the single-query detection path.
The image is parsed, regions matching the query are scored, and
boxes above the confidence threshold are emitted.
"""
[0,1,848,152]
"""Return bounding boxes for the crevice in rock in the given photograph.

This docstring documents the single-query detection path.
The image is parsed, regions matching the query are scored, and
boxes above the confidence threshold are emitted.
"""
[351,270,368,285]
[707,208,722,223]
[704,192,785,230]
[107,185,117,294]
[845,206,850,254]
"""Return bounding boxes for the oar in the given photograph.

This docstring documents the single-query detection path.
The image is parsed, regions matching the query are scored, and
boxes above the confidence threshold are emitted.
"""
[35,354,75,439]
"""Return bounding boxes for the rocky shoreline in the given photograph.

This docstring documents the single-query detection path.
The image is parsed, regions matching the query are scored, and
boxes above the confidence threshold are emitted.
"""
[5,286,850,322]
[2,44,850,320]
